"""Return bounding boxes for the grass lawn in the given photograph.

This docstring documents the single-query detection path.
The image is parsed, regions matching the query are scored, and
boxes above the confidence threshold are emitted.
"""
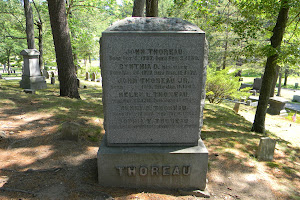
[0,79,299,199]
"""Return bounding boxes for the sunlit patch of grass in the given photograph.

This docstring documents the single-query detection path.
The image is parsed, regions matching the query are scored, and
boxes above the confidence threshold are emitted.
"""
[266,162,280,168]
[285,110,300,123]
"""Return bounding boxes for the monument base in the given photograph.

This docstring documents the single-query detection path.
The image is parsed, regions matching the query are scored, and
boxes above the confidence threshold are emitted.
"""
[20,75,47,90]
[97,136,208,190]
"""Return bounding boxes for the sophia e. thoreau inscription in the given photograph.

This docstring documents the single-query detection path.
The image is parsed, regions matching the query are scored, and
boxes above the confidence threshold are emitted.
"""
[101,31,205,146]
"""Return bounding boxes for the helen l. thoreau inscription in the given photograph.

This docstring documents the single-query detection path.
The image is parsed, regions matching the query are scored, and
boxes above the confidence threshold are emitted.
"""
[98,17,208,190]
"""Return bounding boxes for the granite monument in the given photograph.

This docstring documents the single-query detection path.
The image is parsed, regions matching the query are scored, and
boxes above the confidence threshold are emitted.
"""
[97,17,208,190]
[20,49,47,90]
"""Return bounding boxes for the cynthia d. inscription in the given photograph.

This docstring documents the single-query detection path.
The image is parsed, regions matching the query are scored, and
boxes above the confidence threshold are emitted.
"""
[116,165,191,176]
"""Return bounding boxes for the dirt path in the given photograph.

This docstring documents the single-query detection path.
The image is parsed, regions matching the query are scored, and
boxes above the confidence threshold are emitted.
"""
[0,87,299,199]
[239,105,300,148]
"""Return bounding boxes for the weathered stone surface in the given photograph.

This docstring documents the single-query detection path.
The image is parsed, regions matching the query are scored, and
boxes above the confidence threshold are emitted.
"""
[97,136,208,190]
[256,137,276,161]
[101,17,207,146]
[60,122,80,141]
[107,17,202,32]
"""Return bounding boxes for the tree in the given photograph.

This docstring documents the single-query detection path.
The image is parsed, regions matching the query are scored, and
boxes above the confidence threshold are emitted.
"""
[0,0,26,74]
[132,0,145,17]
[146,0,158,17]
[32,0,44,70]
[47,0,80,99]
[251,0,290,133]
[24,0,35,49]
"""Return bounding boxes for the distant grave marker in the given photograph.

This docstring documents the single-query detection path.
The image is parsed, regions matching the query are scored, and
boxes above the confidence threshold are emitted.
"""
[19,49,47,90]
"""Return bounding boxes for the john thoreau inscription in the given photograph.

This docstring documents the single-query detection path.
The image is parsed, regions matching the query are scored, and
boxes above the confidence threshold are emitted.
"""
[102,31,205,146]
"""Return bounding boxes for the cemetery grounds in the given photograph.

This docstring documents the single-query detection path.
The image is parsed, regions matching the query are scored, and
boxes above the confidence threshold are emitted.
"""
[0,78,299,200]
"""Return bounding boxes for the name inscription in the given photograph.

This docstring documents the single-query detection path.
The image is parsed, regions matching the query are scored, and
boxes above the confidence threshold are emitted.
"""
[116,165,191,176]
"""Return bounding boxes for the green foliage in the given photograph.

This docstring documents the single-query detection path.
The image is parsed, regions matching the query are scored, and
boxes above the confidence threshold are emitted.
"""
[206,68,250,104]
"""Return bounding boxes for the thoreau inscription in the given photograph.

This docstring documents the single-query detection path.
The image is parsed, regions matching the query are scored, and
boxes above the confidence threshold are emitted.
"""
[101,33,205,146]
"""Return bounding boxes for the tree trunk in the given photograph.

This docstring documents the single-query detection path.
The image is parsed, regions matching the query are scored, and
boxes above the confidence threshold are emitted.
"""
[284,68,288,86]
[277,72,282,96]
[37,21,43,71]
[47,0,80,99]
[270,65,280,97]
[24,0,35,49]
[222,38,228,70]
[251,0,289,134]
[146,0,158,17]
[7,49,11,75]
[132,0,145,17]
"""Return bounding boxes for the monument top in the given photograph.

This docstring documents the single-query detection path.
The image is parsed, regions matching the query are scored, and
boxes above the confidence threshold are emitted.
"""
[20,49,40,56]
[105,17,204,32]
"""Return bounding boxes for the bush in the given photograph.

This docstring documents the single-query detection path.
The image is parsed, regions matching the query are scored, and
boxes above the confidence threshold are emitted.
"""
[206,68,250,104]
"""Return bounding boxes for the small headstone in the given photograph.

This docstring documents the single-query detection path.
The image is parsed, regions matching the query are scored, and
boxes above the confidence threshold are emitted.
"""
[256,137,276,161]
[91,72,96,81]
[51,77,55,85]
[295,83,298,89]
[83,85,87,89]
[43,69,50,79]
[293,95,300,102]
[253,78,262,91]
[240,83,252,89]
[51,71,55,78]
[233,102,240,113]
[0,74,2,79]
[60,122,80,141]
[85,72,90,80]
[246,100,258,107]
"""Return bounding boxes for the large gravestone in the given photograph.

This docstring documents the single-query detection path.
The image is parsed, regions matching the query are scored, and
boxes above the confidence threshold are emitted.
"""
[97,18,208,190]
[20,49,47,90]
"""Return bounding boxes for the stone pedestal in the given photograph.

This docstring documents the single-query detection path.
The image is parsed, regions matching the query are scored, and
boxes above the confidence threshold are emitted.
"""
[20,49,47,90]
[267,97,288,116]
[97,17,208,191]
[98,137,208,190]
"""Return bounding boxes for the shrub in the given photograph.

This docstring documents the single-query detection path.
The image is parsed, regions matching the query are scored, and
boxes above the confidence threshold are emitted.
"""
[206,68,250,104]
